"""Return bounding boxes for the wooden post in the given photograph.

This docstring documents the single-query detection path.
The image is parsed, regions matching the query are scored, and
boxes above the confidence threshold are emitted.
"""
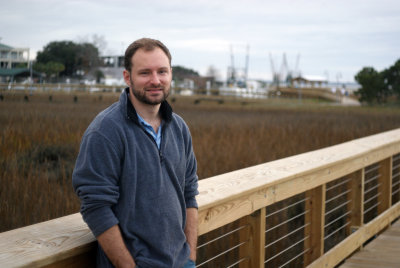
[303,184,326,266]
[393,154,400,205]
[239,207,266,268]
[347,169,365,235]
[377,157,393,214]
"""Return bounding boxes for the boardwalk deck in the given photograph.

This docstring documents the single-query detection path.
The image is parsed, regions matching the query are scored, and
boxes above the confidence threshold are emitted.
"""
[339,219,400,268]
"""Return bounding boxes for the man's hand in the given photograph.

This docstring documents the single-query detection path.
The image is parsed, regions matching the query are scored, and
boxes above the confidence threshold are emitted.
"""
[97,225,136,268]
[185,208,198,261]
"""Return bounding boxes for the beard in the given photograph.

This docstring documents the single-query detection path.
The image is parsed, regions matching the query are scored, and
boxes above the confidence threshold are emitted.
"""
[130,77,170,106]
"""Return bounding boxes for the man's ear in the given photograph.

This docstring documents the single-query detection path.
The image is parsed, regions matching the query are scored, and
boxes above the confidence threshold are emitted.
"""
[123,70,131,86]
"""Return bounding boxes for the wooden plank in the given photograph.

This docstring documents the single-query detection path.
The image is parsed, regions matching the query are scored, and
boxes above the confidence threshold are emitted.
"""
[198,128,400,234]
[198,129,400,209]
[0,214,95,268]
[377,157,393,214]
[307,201,400,268]
[347,170,364,235]
[341,258,400,268]
[341,220,400,268]
[304,185,326,266]
[340,263,396,268]
[345,251,400,267]
[198,148,389,235]
[198,151,392,235]
[239,208,266,268]
[392,154,400,204]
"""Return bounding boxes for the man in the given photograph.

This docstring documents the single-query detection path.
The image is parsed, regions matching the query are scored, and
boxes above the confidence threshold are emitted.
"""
[72,38,199,268]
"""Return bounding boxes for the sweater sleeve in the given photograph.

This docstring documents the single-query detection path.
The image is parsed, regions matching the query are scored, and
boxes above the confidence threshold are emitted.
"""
[184,126,199,209]
[72,131,121,237]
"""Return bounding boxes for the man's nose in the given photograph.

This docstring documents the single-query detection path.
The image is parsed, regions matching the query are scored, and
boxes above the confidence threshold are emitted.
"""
[150,72,161,85]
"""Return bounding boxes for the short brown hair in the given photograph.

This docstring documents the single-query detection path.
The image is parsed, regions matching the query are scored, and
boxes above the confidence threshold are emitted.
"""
[124,38,172,72]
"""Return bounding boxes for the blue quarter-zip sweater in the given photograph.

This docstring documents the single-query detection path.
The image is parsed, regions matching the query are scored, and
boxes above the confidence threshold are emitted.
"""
[72,88,199,268]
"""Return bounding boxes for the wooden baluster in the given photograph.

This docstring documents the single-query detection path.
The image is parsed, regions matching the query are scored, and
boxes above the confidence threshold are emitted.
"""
[394,155,400,204]
[347,169,364,235]
[239,207,266,268]
[377,157,393,214]
[303,185,326,267]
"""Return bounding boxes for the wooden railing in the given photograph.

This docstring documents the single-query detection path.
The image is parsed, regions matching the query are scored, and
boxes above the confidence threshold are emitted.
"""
[1,128,400,267]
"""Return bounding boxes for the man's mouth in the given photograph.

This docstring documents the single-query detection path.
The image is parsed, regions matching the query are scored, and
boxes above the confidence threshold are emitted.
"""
[147,89,160,93]
[146,87,163,92]
[146,85,163,89]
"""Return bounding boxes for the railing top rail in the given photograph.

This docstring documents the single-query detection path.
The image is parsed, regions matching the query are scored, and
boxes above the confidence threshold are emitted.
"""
[0,214,94,268]
[197,128,400,212]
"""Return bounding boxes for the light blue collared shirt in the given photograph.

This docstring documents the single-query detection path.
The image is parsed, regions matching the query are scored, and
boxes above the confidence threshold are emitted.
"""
[136,113,162,149]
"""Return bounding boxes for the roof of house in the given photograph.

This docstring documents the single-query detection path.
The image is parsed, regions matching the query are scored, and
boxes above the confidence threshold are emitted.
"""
[0,68,42,77]
[0,43,14,50]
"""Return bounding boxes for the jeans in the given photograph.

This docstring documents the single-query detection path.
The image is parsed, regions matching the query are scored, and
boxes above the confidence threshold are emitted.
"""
[137,259,195,268]
[182,259,196,268]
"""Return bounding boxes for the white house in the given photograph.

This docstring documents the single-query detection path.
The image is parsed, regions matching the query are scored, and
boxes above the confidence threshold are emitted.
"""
[0,43,30,69]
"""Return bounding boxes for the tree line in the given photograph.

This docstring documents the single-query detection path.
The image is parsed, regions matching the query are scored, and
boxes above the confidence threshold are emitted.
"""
[355,59,400,104]
[36,39,399,105]
[33,40,200,83]
[33,41,101,82]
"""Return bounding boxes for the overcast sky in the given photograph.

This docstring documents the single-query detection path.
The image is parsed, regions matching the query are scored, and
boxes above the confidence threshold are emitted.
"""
[1,0,399,82]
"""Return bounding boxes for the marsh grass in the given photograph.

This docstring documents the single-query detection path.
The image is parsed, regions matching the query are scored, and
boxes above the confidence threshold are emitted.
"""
[1,92,400,232]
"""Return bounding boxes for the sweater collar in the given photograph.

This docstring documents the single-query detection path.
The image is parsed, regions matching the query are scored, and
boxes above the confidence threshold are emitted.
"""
[124,87,173,124]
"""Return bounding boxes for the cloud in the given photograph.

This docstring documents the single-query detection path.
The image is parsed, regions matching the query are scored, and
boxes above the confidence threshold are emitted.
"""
[1,0,399,82]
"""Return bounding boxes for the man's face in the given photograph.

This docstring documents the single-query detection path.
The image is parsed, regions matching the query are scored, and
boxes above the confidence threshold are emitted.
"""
[123,47,172,106]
